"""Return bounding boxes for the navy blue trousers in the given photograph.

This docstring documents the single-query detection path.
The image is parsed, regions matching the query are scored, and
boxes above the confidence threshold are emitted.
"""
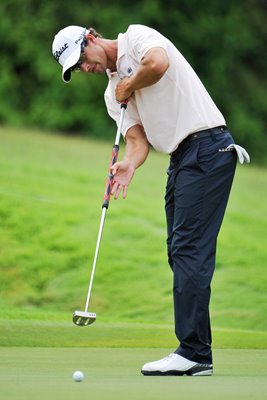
[165,129,237,364]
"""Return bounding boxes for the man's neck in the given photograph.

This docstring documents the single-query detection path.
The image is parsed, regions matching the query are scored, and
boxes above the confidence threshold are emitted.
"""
[101,38,118,71]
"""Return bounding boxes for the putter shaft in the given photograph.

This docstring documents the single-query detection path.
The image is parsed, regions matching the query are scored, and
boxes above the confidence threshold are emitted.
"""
[84,208,107,313]
[72,103,127,326]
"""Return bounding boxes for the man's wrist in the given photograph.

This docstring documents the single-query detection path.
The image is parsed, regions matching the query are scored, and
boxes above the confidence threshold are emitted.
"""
[126,76,135,96]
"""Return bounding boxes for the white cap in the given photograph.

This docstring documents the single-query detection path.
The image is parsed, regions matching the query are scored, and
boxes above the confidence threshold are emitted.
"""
[52,26,89,83]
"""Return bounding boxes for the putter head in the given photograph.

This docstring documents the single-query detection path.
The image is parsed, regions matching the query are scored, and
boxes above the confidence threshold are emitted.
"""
[73,311,96,326]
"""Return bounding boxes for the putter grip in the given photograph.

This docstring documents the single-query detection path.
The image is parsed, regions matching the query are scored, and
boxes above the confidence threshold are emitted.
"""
[120,100,128,109]
[102,144,119,209]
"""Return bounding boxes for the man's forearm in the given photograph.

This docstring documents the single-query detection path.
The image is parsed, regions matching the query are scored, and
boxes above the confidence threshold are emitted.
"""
[110,124,149,199]
[115,47,169,101]
[130,48,169,90]
[124,124,150,169]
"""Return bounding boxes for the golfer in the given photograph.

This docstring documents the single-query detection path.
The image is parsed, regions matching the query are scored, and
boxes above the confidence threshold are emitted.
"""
[52,24,249,376]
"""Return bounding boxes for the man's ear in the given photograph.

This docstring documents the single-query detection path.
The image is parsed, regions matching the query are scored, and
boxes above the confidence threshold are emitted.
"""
[86,33,97,43]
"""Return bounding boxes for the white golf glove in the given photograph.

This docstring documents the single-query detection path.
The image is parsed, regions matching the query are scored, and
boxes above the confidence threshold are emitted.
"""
[219,144,250,164]
[227,144,250,164]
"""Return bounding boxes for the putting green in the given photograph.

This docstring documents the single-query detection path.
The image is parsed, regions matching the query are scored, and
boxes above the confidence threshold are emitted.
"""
[0,348,266,400]
[1,318,267,348]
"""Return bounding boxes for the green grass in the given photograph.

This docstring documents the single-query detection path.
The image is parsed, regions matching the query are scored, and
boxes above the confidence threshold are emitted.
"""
[0,316,267,349]
[1,348,267,400]
[1,126,267,400]
[1,126,267,332]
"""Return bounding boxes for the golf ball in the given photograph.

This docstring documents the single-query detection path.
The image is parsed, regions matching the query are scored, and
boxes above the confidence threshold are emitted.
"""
[73,370,84,382]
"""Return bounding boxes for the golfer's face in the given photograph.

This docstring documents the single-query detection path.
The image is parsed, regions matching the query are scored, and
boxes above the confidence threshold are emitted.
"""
[80,41,107,74]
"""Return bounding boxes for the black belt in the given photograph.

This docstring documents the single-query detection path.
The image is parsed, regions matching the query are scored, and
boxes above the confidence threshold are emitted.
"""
[171,126,228,157]
[187,125,227,141]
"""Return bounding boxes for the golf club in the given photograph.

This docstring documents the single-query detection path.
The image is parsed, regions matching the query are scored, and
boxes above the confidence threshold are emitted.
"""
[73,101,127,326]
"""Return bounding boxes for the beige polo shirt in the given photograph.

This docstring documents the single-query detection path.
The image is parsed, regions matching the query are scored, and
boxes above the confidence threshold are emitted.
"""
[104,24,226,154]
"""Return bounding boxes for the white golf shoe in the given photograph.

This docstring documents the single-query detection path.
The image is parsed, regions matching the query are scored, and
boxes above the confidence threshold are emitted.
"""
[141,353,213,376]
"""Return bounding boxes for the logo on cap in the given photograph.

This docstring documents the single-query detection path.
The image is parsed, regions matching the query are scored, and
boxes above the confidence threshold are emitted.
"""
[53,43,69,62]
[75,32,85,45]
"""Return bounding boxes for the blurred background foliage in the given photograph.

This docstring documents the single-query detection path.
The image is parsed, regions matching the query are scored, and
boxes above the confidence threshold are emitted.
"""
[0,0,267,163]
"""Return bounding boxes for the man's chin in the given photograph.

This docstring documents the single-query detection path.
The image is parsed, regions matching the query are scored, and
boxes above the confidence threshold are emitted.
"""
[97,66,106,74]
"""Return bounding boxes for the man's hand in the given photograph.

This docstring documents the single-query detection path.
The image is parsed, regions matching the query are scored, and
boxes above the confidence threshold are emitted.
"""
[110,160,135,199]
[110,124,150,199]
[115,78,133,103]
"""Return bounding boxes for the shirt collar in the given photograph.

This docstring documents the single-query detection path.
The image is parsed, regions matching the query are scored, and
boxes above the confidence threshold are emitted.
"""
[116,33,126,72]
[106,33,126,80]
[105,33,125,80]
[117,33,126,66]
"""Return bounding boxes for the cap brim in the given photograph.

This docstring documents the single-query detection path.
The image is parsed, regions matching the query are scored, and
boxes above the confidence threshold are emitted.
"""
[62,46,81,83]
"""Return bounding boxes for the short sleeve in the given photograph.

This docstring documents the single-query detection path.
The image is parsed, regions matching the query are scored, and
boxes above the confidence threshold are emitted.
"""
[126,25,167,63]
